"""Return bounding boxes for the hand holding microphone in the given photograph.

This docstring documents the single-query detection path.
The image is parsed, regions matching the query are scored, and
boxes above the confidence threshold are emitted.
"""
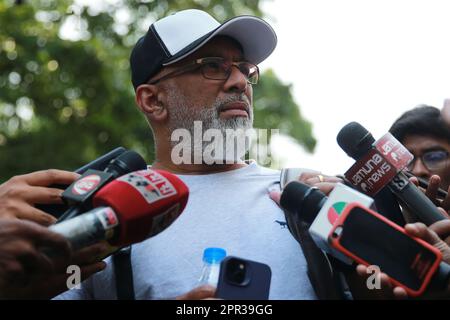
[337,121,448,226]
[57,150,148,222]
[0,170,80,226]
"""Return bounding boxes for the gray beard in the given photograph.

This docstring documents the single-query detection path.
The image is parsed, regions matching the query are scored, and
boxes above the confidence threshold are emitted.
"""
[165,85,254,164]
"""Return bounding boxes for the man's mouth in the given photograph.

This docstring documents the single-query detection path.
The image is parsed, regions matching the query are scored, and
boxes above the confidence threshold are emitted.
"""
[219,101,250,118]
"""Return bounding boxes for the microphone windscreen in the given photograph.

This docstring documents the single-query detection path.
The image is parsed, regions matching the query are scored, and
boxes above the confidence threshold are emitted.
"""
[280,181,326,225]
[336,122,375,159]
[107,150,148,176]
[93,169,189,246]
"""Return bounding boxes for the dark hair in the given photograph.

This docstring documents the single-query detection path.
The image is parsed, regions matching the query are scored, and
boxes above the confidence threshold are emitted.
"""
[389,105,450,143]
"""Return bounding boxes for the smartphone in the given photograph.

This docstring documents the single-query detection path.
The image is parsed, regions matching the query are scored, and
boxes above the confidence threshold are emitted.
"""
[328,202,442,297]
[215,256,271,300]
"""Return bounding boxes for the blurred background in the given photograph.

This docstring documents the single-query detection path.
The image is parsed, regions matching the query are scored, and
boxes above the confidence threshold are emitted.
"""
[0,0,449,181]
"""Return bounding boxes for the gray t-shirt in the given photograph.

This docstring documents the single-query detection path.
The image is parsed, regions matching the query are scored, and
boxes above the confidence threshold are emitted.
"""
[55,162,316,300]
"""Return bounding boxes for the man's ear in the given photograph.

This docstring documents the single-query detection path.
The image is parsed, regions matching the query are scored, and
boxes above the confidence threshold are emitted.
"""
[135,84,167,122]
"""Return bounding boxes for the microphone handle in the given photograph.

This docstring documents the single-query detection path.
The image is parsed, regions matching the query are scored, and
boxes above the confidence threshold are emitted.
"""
[56,206,82,223]
[388,172,446,226]
[403,171,448,199]
[50,207,117,250]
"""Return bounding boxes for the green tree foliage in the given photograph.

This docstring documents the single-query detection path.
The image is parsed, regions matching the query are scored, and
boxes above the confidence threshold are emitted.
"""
[0,0,315,181]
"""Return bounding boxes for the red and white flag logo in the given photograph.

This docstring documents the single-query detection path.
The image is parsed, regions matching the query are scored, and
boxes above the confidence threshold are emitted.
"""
[72,174,101,195]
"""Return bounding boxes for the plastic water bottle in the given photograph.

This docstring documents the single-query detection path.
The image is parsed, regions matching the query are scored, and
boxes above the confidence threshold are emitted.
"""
[198,247,227,287]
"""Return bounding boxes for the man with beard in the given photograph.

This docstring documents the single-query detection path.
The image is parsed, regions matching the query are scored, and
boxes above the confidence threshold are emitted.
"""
[55,9,340,300]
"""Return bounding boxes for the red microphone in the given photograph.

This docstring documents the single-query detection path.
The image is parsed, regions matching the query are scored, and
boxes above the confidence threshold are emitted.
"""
[49,169,189,250]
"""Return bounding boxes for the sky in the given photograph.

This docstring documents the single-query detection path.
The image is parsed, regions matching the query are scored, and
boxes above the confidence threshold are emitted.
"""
[259,0,450,174]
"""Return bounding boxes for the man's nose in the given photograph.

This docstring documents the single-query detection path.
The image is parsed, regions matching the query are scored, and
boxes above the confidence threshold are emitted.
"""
[223,66,248,93]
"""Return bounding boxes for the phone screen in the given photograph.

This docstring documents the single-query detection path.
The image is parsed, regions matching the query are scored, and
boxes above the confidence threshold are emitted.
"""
[334,206,439,291]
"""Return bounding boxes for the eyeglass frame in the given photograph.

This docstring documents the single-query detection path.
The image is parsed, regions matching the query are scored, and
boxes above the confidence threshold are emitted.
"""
[147,57,260,85]
[407,149,450,171]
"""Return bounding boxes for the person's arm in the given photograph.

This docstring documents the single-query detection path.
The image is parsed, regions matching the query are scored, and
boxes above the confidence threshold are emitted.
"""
[175,285,217,300]
[0,218,107,299]
[0,169,79,225]
[23,243,107,300]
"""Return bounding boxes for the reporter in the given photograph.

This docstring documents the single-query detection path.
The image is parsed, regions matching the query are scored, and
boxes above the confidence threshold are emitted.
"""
[0,169,79,226]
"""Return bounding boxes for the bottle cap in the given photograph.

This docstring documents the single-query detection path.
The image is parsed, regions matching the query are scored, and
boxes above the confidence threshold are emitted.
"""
[202,247,226,264]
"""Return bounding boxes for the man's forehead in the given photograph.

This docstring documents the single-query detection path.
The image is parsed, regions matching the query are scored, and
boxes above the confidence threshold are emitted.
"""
[404,135,450,151]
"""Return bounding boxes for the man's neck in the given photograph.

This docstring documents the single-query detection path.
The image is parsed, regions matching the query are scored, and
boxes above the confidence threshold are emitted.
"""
[151,159,247,175]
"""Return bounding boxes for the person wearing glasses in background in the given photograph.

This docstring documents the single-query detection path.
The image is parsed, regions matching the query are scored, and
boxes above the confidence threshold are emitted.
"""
[390,105,450,213]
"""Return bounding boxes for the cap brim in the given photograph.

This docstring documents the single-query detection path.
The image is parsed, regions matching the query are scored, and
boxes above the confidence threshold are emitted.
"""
[163,15,277,66]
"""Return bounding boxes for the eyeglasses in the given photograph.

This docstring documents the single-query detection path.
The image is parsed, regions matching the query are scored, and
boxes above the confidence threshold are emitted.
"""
[407,149,450,171]
[148,57,259,85]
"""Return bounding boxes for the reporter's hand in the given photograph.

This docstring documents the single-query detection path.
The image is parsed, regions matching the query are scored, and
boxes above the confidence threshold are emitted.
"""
[0,169,79,225]
[269,171,342,205]
[405,222,450,265]
[176,285,218,300]
[0,218,71,297]
[409,175,450,217]
[354,264,408,300]
[1,242,108,300]
[428,219,450,247]
[354,221,450,300]
[298,172,343,196]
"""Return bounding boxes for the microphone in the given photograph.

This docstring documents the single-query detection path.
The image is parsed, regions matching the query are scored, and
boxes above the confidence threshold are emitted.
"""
[403,171,448,200]
[337,174,405,226]
[337,122,447,226]
[281,181,450,295]
[36,147,127,218]
[49,169,189,250]
[57,150,147,222]
[280,181,373,264]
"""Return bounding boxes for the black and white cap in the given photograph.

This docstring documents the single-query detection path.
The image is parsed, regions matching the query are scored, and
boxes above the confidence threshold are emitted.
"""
[130,9,277,90]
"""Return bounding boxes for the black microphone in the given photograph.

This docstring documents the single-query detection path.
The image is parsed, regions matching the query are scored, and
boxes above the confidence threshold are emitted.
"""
[36,147,127,218]
[280,181,327,226]
[337,122,446,226]
[56,150,147,222]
